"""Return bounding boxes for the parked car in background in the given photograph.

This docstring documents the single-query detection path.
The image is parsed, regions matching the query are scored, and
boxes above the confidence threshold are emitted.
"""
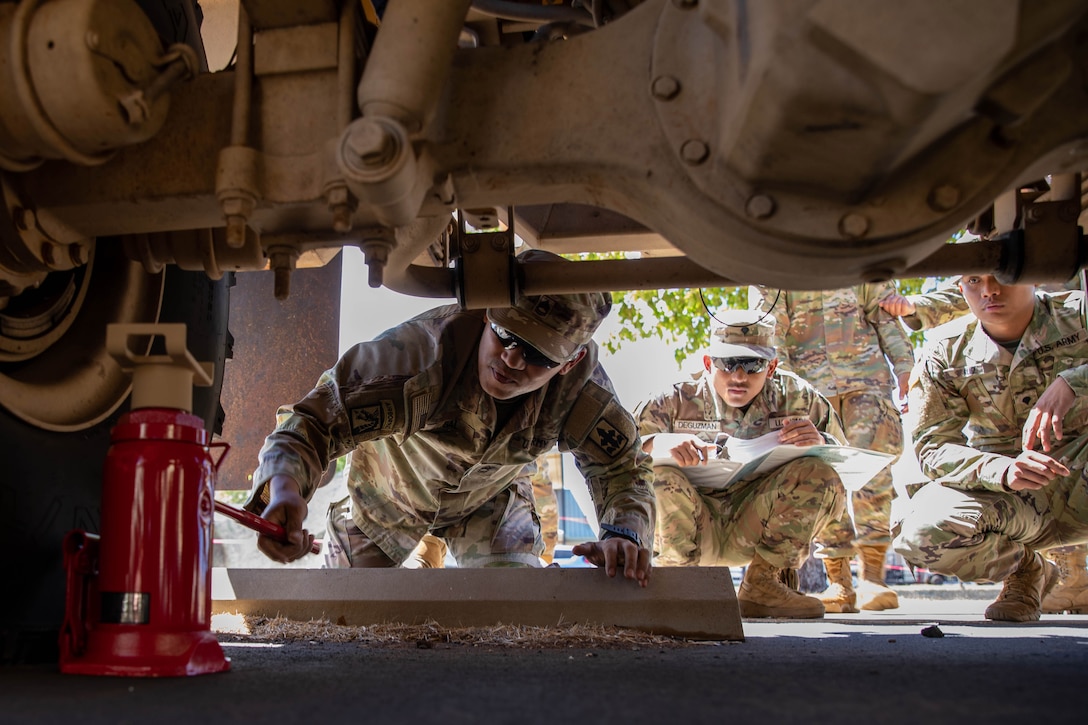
[922,571,959,585]
[883,564,958,585]
[883,564,919,586]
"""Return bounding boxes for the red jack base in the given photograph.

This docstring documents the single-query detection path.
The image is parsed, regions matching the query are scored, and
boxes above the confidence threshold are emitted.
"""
[60,628,231,677]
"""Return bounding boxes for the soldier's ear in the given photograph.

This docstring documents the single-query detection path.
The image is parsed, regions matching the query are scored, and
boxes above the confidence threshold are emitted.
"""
[557,347,588,375]
[703,355,713,373]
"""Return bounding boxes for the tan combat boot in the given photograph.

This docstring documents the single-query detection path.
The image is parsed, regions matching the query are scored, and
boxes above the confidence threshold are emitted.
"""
[817,557,859,613]
[856,544,900,611]
[738,553,825,619]
[403,534,448,569]
[1041,546,1088,614]
[985,548,1060,622]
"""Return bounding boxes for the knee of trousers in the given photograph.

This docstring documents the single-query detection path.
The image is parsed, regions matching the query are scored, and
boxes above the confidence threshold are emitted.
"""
[893,483,979,566]
[772,458,847,512]
[653,465,701,502]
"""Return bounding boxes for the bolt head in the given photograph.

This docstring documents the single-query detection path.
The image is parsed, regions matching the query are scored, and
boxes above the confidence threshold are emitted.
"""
[344,121,396,167]
[839,213,870,239]
[745,194,776,219]
[68,242,90,266]
[680,139,710,165]
[221,197,253,217]
[332,205,353,233]
[651,76,681,101]
[928,184,961,212]
[326,186,350,206]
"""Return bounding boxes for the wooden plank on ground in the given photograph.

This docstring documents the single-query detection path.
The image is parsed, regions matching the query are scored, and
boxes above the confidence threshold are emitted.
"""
[212,567,743,641]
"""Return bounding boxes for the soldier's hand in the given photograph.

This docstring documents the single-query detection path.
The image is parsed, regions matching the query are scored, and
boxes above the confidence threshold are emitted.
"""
[879,293,916,318]
[1022,377,1075,452]
[1004,450,1070,491]
[572,538,652,587]
[777,419,823,447]
[653,433,715,466]
[257,475,315,563]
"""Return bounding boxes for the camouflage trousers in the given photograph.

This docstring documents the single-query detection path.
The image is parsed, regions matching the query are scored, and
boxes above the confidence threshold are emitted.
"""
[815,391,902,557]
[653,457,846,570]
[324,480,544,568]
[532,475,559,564]
[893,472,1088,583]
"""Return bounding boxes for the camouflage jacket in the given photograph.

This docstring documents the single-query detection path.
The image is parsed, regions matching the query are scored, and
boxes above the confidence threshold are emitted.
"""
[636,368,846,449]
[902,280,970,331]
[750,284,915,397]
[912,290,1088,491]
[249,305,655,543]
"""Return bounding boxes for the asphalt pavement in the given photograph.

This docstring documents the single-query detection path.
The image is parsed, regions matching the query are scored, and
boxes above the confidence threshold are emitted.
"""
[3,586,1086,725]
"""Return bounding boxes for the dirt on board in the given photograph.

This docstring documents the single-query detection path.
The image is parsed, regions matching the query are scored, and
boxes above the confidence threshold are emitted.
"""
[212,613,721,651]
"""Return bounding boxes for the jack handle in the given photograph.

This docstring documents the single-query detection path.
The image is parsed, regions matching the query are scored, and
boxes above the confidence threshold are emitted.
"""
[214,500,322,555]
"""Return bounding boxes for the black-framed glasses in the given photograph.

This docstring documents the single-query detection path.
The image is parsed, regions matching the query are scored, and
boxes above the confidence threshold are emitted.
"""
[489,322,561,368]
[712,357,769,374]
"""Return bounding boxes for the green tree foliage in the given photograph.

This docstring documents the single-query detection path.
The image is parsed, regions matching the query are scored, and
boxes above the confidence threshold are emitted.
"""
[602,278,931,364]
[605,285,744,365]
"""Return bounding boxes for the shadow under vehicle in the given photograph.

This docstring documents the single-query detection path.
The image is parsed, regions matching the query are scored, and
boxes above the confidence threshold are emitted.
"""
[2,0,1087,661]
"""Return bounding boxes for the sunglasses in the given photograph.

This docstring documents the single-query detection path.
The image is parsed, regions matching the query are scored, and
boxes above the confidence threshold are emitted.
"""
[489,322,561,368]
[712,357,769,374]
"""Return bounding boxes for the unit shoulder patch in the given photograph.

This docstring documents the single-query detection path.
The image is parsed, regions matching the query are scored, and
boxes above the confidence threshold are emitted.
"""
[589,417,630,460]
[350,400,395,437]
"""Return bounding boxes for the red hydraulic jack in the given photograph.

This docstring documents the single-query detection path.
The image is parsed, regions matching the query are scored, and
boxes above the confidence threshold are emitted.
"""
[59,324,231,677]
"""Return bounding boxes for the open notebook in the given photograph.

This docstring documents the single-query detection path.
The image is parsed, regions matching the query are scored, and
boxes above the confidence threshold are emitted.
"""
[652,430,894,491]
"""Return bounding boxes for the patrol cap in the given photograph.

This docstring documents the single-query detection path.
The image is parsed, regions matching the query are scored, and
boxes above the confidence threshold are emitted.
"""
[487,249,613,363]
[708,308,776,361]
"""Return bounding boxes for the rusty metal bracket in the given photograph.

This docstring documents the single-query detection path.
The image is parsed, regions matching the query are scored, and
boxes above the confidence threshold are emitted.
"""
[453,209,515,309]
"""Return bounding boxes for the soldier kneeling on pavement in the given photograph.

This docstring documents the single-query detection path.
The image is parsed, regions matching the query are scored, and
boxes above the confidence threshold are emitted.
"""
[894,275,1088,621]
[636,309,848,618]
[245,249,655,584]
[881,274,1088,614]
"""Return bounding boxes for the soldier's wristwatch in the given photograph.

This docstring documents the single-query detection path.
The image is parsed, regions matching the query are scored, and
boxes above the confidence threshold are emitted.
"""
[599,523,642,549]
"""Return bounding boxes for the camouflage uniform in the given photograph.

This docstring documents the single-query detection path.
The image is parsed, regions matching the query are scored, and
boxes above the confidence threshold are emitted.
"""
[528,453,560,564]
[750,284,914,554]
[637,368,847,569]
[894,290,1088,583]
[406,453,560,567]
[892,275,1088,609]
[247,303,654,568]
[899,281,970,331]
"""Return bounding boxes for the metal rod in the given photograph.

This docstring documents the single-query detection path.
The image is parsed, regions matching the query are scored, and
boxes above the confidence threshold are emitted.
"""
[337,0,357,130]
[518,257,733,295]
[214,500,322,555]
[900,239,1006,278]
[230,5,253,147]
[356,0,474,131]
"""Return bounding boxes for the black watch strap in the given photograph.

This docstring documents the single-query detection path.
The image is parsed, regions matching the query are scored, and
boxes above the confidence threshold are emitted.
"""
[599,523,642,549]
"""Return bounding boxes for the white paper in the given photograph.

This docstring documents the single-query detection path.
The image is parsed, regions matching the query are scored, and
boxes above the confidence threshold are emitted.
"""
[653,430,894,492]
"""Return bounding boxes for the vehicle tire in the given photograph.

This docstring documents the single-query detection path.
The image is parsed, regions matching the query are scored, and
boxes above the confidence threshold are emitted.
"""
[928,574,947,585]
